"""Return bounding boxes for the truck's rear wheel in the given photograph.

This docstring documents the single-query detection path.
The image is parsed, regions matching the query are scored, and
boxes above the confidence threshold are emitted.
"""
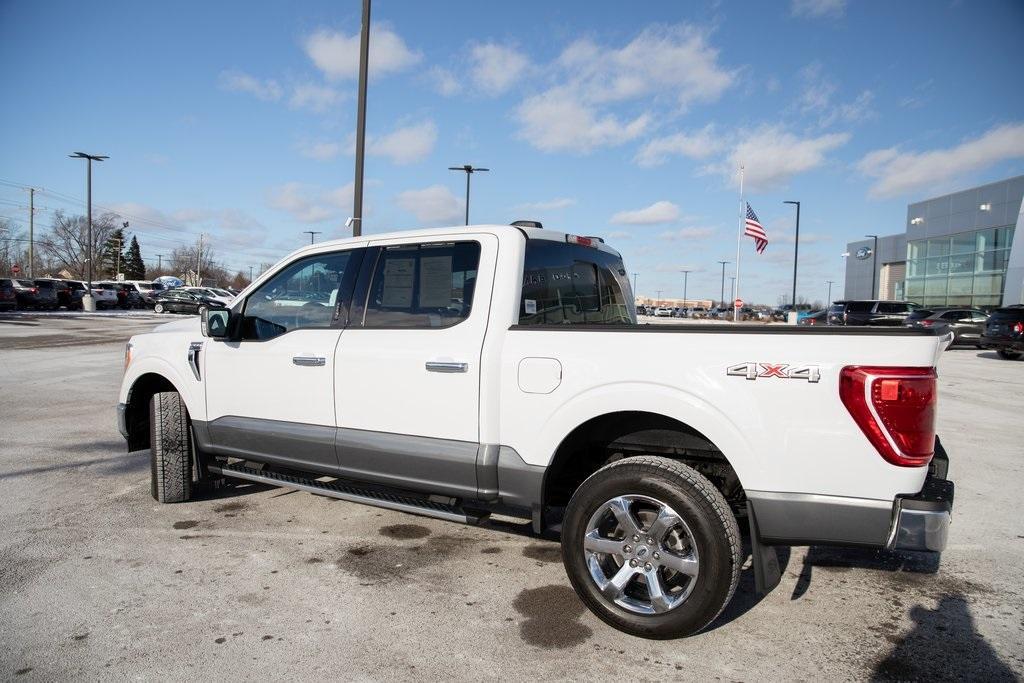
[561,456,741,639]
[149,391,195,503]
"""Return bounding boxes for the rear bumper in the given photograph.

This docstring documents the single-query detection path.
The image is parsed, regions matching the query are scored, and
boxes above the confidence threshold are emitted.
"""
[887,476,953,552]
[980,334,1024,351]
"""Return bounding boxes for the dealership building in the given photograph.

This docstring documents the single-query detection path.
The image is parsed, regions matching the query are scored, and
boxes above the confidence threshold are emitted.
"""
[844,175,1024,309]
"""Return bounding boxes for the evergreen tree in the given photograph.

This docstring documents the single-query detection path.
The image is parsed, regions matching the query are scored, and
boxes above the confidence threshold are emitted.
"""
[99,227,127,278]
[125,236,146,279]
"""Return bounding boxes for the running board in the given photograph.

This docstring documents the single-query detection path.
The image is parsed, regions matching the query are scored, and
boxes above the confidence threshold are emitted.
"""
[208,463,485,525]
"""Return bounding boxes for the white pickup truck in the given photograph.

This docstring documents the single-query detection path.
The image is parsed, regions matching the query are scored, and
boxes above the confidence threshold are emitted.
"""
[118,223,954,638]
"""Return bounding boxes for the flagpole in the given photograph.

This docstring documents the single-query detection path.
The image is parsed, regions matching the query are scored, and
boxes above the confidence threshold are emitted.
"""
[733,165,744,322]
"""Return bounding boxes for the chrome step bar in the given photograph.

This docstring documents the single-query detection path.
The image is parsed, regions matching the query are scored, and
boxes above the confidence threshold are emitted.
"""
[207,462,484,525]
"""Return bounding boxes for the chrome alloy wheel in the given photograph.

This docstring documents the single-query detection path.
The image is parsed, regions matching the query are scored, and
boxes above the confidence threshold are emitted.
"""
[582,494,700,615]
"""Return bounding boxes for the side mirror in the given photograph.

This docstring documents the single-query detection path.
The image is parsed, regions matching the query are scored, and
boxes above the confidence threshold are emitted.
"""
[202,308,230,338]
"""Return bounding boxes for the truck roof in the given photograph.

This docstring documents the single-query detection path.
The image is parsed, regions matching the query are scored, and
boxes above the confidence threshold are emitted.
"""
[286,223,623,260]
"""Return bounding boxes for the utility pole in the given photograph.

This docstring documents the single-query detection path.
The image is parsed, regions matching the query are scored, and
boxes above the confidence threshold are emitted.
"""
[717,260,731,309]
[27,187,35,278]
[826,280,834,307]
[249,265,254,283]
[69,152,108,311]
[448,165,489,225]
[784,200,801,308]
[304,230,322,244]
[656,290,663,304]
[632,272,638,297]
[865,234,879,299]
[350,0,371,237]
[680,269,691,307]
[730,276,736,301]
[156,254,163,272]
[196,234,203,285]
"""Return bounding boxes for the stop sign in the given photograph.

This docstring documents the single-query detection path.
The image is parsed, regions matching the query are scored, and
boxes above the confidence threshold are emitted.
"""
[734,298,743,308]
[11,264,20,274]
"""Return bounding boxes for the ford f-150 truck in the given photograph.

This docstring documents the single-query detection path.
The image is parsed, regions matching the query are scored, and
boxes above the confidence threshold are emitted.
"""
[118,224,954,638]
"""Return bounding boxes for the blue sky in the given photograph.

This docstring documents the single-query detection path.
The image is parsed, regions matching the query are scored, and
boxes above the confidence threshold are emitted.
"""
[1,0,1023,303]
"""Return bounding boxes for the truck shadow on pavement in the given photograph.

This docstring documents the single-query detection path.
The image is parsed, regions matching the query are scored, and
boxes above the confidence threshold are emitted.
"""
[791,545,940,600]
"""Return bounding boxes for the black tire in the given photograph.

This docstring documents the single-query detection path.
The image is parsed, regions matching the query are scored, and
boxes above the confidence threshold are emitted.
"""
[149,391,194,503]
[561,456,742,639]
[154,303,165,314]
[997,349,1021,360]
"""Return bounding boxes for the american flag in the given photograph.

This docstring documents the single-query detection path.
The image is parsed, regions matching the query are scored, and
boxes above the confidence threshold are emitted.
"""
[745,203,768,254]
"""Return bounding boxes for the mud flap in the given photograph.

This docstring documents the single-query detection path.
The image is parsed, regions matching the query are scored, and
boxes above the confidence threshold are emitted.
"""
[747,501,782,594]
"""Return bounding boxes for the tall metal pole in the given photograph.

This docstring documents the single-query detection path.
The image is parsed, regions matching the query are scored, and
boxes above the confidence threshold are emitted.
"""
[249,265,254,282]
[69,152,107,308]
[785,200,800,308]
[156,254,163,271]
[448,165,489,225]
[730,276,736,301]
[304,230,322,244]
[826,280,834,308]
[717,260,730,309]
[464,173,471,225]
[632,272,638,296]
[866,234,879,299]
[350,0,371,237]
[680,270,691,306]
[197,233,203,285]
[27,187,34,278]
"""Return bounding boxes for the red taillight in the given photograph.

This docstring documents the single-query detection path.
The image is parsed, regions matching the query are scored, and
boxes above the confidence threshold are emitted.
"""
[565,234,595,247]
[1014,321,1024,336]
[920,319,933,327]
[839,366,936,468]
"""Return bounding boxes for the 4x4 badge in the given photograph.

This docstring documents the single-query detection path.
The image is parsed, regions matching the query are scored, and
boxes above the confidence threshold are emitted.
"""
[726,363,821,383]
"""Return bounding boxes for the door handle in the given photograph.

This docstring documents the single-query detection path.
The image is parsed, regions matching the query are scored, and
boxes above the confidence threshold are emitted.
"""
[425,361,468,373]
[292,356,326,367]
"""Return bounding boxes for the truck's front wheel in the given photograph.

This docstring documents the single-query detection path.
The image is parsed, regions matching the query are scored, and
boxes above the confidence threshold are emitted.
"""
[561,456,741,639]
[149,391,195,503]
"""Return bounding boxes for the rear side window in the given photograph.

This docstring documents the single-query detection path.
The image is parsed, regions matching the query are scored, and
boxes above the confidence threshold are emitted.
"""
[846,301,875,313]
[362,241,480,329]
[518,240,634,325]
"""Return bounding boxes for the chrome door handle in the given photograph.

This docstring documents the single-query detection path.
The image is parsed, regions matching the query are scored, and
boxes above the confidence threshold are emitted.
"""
[425,361,468,373]
[292,356,326,367]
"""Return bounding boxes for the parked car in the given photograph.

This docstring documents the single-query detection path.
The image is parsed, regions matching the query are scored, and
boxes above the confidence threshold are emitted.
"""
[798,310,829,326]
[654,306,674,317]
[119,223,953,639]
[62,280,88,310]
[34,278,72,310]
[0,278,17,311]
[152,289,226,315]
[904,308,988,348]
[827,300,921,326]
[87,284,119,309]
[123,280,163,307]
[182,286,233,307]
[687,306,708,318]
[12,279,43,309]
[981,305,1024,360]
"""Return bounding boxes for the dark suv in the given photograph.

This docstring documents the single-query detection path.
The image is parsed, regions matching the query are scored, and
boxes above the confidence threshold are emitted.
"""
[828,300,921,326]
[981,305,1024,360]
[904,308,989,347]
[0,278,17,311]
[34,278,73,310]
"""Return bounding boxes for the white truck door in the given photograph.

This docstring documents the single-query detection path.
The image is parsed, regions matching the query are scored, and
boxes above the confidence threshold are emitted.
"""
[202,247,365,473]
[332,235,496,497]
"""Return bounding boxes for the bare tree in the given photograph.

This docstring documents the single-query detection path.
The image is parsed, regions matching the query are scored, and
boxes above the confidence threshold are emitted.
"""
[39,210,118,280]
[168,237,230,285]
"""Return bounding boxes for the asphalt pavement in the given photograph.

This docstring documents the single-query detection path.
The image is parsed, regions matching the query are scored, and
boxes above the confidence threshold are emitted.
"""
[1,312,1022,680]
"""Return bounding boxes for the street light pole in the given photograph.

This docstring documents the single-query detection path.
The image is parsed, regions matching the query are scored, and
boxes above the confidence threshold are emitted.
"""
[865,234,879,298]
[69,152,108,311]
[680,270,691,307]
[784,200,801,308]
[448,165,489,225]
[632,272,638,296]
[717,260,730,309]
[826,280,834,307]
[304,231,322,244]
[350,0,371,237]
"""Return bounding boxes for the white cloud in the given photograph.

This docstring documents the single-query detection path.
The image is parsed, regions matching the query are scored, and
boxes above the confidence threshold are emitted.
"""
[304,26,421,81]
[611,201,681,225]
[514,23,734,154]
[797,62,873,127]
[289,82,343,112]
[857,123,1024,198]
[658,227,716,240]
[791,0,847,18]
[298,140,344,161]
[266,182,352,223]
[710,125,850,191]
[516,87,649,153]
[369,120,437,165]
[218,70,282,101]
[470,43,529,95]
[514,198,577,211]
[396,185,464,225]
[634,125,722,167]
[428,66,461,96]
[607,231,632,239]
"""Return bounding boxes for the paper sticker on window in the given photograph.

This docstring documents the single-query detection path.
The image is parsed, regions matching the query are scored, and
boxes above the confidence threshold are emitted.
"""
[524,299,537,315]
[381,257,414,308]
[419,255,452,308]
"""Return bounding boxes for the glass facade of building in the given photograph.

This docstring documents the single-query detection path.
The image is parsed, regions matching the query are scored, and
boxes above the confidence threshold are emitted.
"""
[904,226,1015,309]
